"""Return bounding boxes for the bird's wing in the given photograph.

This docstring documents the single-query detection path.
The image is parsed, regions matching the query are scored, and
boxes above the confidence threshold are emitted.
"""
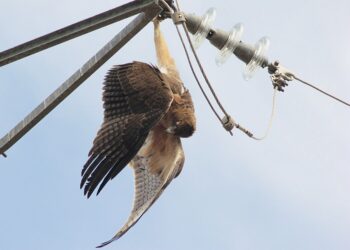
[81,61,173,197]
[97,129,185,248]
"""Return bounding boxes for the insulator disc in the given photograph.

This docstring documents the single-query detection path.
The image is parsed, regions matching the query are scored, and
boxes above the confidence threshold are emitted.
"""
[216,23,244,66]
[243,36,270,80]
[192,8,217,49]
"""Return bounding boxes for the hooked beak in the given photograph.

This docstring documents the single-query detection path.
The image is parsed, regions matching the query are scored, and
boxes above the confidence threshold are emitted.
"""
[166,126,176,134]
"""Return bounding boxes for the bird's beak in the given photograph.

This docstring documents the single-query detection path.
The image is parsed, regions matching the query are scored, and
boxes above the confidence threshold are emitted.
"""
[166,126,176,134]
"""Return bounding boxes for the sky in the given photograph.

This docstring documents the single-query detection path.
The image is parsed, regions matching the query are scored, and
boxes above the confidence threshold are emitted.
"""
[0,0,349,250]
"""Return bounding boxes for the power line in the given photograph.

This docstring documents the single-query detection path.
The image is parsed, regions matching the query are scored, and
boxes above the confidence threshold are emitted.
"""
[294,75,350,107]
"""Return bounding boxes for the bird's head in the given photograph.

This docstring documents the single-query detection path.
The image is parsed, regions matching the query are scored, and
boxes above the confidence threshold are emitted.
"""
[167,119,195,138]
[165,88,196,138]
[167,108,196,138]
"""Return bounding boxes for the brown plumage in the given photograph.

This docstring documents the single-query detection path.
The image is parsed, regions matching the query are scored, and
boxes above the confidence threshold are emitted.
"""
[81,20,196,247]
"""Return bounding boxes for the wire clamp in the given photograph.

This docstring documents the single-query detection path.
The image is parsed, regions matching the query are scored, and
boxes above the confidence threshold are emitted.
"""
[172,11,186,25]
[268,61,294,92]
[235,124,254,138]
[158,0,176,20]
[222,115,235,133]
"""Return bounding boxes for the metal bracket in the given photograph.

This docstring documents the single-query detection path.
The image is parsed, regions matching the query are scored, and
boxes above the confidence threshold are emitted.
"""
[0,0,163,157]
[0,0,160,67]
[172,12,186,24]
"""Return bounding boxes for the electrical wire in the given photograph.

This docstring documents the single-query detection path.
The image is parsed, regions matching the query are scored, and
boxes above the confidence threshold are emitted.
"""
[252,87,277,140]
[160,0,233,134]
[180,23,231,118]
[174,3,231,119]
[173,25,225,129]
[293,75,350,107]
[174,0,181,9]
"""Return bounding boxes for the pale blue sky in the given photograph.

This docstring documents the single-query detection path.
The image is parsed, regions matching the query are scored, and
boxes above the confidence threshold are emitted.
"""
[0,1,349,250]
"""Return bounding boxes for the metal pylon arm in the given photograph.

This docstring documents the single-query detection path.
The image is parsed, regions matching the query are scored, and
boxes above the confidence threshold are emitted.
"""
[0,1,163,156]
[0,0,159,67]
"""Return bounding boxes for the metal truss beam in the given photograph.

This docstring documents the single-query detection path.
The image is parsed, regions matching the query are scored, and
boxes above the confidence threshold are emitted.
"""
[0,3,162,156]
[0,0,159,67]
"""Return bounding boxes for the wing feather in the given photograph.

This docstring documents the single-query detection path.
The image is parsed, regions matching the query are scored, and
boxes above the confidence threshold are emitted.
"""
[81,62,173,197]
[96,130,185,247]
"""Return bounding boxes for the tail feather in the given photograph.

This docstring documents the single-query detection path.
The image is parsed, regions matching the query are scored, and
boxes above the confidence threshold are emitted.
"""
[96,235,121,248]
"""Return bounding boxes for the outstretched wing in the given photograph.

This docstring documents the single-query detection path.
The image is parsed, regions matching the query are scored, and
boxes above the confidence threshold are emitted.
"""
[81,61,173,198]
[97,129,185,248]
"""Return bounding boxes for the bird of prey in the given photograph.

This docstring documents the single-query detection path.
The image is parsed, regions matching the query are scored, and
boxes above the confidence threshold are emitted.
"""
[80,20,196,247]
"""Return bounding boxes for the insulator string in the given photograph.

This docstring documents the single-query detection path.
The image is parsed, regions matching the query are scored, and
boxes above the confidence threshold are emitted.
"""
[161,0,278,139]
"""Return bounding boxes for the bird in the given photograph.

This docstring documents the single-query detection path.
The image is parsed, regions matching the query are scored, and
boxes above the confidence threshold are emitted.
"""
[80,19,196,247]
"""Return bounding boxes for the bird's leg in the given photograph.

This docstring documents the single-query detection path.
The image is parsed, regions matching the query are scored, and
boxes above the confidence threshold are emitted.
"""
[153,20,180,80]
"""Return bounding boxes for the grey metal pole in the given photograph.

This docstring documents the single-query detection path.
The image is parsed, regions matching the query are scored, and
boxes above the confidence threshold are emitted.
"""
[0,5,162,156]
[0,0,158,67]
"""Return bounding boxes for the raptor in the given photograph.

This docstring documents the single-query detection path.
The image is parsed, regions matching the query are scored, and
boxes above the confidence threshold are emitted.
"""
[81,19,196,247]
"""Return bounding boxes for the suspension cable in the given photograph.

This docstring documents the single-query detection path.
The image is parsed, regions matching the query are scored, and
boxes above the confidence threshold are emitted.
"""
[160,0,234,134]
[173,25,227,131]
[161,0,238,132]
[174,2,232,119]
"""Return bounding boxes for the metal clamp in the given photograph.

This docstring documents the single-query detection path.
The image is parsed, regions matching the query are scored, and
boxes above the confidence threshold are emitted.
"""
[268,61,294,92]
[172,11,186,24]
[0,0,162,156]
[222,115,235,132]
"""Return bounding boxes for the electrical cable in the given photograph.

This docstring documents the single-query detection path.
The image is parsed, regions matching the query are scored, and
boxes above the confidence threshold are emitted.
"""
[252,87,277,140]
[176,9,232,120]
[173,25,226,130]
[293,75,350,107]
[180,23,232,118]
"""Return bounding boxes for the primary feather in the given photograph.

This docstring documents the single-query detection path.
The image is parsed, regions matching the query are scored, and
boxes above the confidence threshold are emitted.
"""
[81,62,173,197]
